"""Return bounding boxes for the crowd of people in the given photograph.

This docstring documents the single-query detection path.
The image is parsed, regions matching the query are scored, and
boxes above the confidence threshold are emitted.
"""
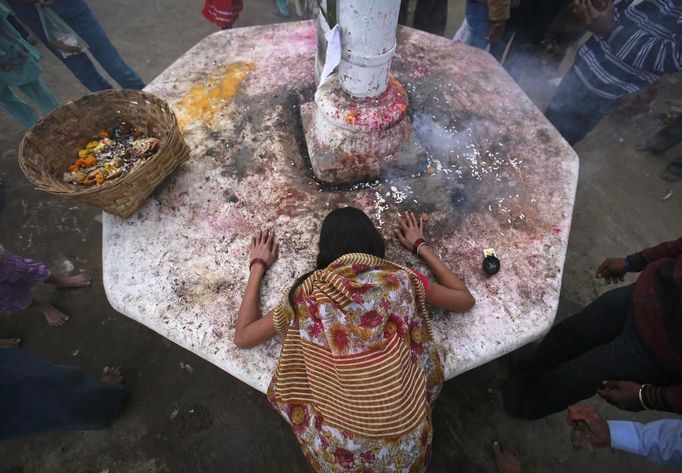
[1,0,681,471]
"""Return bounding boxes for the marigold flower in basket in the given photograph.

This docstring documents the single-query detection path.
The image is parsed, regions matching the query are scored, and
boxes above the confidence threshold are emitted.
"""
[18,88,191,219]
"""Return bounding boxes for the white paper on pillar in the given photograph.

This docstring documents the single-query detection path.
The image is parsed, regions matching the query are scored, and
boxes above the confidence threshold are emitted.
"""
[319,24,341,87]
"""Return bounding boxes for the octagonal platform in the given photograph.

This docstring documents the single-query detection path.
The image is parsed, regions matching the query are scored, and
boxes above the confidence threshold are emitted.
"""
[103,21,578,393]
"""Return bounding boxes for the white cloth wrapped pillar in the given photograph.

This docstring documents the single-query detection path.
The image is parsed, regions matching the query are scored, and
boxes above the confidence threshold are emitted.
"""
[337,0,400,98]
[303,0,417,186]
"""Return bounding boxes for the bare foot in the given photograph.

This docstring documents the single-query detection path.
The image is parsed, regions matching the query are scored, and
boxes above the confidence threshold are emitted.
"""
[492,441,522,473]
[29,299,70,327]
[47,271,93,288]
[42,304,70,326]
[0,338,22,348]
[101,366,124,384]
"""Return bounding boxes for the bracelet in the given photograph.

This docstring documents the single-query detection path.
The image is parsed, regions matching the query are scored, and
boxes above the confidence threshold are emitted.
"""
[413,238,426,254]
[249,258,268,271]
[624,256,633,272]
[638,384,651,410]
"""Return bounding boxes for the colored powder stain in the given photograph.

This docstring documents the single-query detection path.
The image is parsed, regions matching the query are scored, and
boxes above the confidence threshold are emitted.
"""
[337,76,408,131]
[412,65,429,79]
[343,107,360,125]
[175,61,255,130]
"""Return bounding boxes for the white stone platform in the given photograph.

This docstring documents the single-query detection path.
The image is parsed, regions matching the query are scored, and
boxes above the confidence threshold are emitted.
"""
[103,21,579,394]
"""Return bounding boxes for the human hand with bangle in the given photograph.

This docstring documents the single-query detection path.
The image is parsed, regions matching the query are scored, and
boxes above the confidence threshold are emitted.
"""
[395,211,475,311]
[597,380,644,412]
[394,211,428,254]
[235,229,279,349]
[250,229,279,271]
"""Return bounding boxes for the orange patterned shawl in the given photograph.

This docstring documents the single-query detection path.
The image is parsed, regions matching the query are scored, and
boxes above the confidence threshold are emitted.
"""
[268,253,444,472]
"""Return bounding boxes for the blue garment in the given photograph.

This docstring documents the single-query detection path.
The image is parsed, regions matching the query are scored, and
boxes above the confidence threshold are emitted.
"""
[609,419,682,468]
[0,348,127,441]
[545,67,618,145]
[465,0,491,49]
[574,0,682,100]
[275,0,291,17]
[0,78,58,127]
[0,3,59,127]
[6,0,144,92]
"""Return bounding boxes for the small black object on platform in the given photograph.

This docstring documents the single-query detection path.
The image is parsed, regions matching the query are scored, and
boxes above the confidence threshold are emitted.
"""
[483,255,501,275]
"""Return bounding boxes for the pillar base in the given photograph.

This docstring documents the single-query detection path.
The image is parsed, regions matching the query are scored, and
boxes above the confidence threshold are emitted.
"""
[301,75,425,185]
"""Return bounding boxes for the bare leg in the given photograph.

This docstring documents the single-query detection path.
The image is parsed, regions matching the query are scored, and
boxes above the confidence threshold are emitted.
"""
[28,299,70,326]
[101,366,123,384]
[0,338,22,348]
[44,271,92,288]
[492,441,522,473]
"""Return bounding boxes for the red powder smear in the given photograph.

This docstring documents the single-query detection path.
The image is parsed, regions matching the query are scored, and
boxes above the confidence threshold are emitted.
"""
[335,77,409,132]
[264,23,316,48]
[412,65,429,79]
[290,26,316,46]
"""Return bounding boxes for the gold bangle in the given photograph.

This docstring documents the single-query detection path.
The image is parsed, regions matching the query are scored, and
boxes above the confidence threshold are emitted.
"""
[416,241,428,257]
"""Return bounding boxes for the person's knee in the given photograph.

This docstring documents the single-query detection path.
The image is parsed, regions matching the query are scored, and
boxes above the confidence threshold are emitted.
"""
[587,285,634,320]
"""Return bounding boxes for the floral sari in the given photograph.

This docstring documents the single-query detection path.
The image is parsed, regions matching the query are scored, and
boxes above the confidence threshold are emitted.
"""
[268,253,444,473]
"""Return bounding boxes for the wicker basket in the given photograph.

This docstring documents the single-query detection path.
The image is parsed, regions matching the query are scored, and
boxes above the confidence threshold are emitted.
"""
[19,89,190,218]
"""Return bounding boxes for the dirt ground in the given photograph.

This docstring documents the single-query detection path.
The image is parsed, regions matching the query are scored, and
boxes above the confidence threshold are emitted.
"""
[1,1,681,472]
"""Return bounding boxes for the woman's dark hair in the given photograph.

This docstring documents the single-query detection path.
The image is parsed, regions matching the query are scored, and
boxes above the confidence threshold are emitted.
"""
[288,207,384,305]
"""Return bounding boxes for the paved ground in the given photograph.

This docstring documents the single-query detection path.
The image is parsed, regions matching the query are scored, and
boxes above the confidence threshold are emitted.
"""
[1,1,681,472]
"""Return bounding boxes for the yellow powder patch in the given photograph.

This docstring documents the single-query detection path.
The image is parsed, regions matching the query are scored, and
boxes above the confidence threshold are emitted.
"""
[175,61,255,130]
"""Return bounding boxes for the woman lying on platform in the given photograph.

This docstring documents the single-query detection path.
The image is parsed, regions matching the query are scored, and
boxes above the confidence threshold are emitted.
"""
[234,207,474,473]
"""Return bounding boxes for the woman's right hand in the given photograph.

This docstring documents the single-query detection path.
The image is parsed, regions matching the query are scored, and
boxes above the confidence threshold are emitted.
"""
[395,211,426,252]
[250,229,279,269]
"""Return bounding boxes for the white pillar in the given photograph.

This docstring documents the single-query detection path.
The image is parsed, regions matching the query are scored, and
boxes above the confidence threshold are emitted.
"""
[337,0,400,98]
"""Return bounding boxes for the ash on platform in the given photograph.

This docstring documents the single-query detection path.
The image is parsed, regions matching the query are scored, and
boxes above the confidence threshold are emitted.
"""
[103,21,578,393]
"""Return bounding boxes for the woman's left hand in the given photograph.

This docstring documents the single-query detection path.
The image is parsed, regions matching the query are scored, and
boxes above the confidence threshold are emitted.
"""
[250,229,279,269]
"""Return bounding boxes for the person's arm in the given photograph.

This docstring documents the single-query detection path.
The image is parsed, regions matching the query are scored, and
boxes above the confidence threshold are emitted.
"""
[233,230,279,349]
[575,0,682,78]
[595,236,682,283]
[568,405,682,468]
[608,420,682,468]
[570,0,615,37]
[486,0,510,44]
[627,237,682,272]
[598,380,682,415]
[394,212,475,312]
[644,385,682,415]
